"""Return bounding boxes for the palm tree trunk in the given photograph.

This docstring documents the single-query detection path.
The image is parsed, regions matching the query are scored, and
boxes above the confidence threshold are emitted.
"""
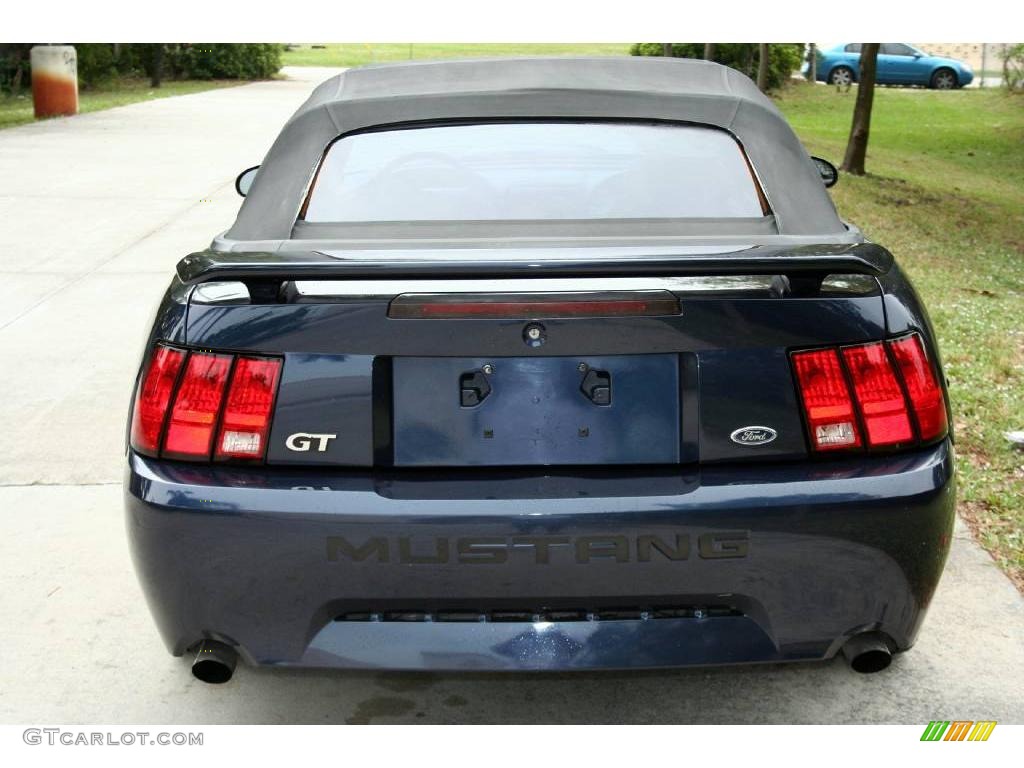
[703,43,717,61]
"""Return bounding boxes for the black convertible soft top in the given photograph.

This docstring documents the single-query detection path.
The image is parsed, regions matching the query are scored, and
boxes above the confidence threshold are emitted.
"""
[226,57,847,243]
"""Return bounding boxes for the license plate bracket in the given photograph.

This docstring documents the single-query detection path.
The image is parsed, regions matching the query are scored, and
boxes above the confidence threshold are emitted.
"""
[392,354,680,466]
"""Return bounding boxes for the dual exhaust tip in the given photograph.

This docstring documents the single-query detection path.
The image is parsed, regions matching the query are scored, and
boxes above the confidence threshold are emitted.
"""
[189,632,894,683]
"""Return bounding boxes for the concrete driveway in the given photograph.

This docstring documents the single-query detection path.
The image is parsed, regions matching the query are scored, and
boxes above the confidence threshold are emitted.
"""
[1,66,1022,725]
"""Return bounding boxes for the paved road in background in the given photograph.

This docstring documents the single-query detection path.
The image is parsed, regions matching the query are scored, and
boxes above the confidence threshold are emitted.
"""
[1,66,1022,724]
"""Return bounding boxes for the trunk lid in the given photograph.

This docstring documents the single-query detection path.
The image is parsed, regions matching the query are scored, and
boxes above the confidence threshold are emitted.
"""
[181,245,887,467]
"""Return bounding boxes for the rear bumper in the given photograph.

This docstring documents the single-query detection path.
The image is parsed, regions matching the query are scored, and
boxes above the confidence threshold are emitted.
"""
[125,441,955,671]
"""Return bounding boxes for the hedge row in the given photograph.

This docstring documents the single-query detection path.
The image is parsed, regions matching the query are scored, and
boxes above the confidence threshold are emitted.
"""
[630,43,804,91]
[0,44,283,94]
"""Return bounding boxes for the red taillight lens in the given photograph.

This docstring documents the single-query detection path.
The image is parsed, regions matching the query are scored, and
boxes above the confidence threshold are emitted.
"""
[792,348,862,451]
[214,356,282,461]
[162,352,232,459]
[889,334,948,441]
[129,345,283,463]
[793,333,949,454]
[130,345,186,456]
[841,342,913,447]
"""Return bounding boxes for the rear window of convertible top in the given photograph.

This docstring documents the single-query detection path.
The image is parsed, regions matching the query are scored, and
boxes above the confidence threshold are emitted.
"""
[301,121,769,222]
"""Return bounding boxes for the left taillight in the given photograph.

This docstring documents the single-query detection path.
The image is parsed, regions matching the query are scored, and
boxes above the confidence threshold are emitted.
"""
[214,357,282,461]
[129,343,282,463]
[130,345,186,456]
[162,352,233,460]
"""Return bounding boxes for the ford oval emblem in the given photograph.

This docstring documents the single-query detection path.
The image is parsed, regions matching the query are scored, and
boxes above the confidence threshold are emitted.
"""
[730,426,778,446]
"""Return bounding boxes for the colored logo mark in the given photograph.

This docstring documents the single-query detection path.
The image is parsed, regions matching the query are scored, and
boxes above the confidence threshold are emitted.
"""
[920,721,996,741]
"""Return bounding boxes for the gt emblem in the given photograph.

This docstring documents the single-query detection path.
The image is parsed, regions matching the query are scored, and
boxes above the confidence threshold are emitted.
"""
[286,432,337,452]
[730,426,777,446]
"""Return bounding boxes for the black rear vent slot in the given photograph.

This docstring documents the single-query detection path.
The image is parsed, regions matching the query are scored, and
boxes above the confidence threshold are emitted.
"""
[334,604,741,623]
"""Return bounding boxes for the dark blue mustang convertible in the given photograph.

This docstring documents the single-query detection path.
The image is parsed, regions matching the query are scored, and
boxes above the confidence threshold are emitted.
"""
[124,57,955,683]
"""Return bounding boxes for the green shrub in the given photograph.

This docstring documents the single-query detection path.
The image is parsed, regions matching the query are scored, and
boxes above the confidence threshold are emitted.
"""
[1003,43,1024,92]
[74,44,123,88]
[179,44,283,80]
[0,44,33,94]
[629,43,803,91]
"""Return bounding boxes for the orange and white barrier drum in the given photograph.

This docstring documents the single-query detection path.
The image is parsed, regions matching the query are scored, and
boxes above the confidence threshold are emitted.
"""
[31,45,79,118]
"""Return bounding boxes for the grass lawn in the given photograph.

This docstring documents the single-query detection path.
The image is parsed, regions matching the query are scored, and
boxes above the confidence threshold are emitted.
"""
[282,43,630,68]
[0,78,245,131]
[777,83,1024,589]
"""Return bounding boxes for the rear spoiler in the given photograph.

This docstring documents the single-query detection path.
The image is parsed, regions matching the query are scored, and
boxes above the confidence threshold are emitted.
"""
[177,243,892,289]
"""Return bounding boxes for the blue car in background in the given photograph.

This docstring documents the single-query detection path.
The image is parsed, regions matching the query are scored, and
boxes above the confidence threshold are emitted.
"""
[807,43,974,89]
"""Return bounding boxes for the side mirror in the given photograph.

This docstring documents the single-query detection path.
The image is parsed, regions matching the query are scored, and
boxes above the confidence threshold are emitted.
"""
[811,156,839,188]
[235,165,259,197]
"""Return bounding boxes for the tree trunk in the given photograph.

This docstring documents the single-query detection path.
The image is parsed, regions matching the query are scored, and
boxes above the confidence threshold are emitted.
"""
[149,44,164,88]
[662,44,673,57]
[2,44,32,95]
[806,43,817,81]
[841,43,880,175]
[703,43,717,61]
[757,43,770,91]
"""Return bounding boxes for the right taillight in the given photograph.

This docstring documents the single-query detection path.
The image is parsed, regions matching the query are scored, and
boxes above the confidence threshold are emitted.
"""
[888,334,949,441]
[841,342,914,448]
[791,348,862,451]
[792,332,948,454]
[129,344,282,463]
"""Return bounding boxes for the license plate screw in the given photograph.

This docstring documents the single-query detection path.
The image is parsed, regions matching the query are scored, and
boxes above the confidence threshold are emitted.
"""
[578,427,589,438]
[482,363,494,375]
[577,362,588,372]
